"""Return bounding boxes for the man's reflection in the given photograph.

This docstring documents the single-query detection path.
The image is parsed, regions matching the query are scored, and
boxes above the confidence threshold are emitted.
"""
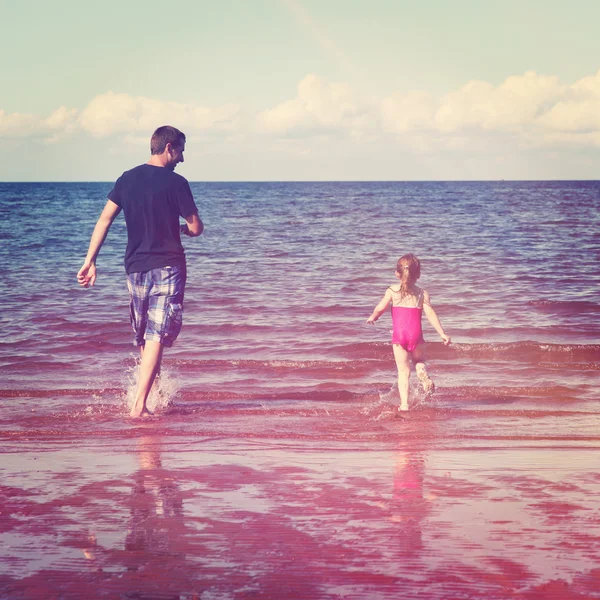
[125,434,184,566]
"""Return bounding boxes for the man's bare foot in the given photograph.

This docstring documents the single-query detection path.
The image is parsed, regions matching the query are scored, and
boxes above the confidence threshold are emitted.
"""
[130,403,151,418]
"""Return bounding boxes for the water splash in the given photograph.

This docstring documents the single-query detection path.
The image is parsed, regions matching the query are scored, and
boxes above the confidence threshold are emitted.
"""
[124,357,180,414]
[378,378,438,410]
[378,380,400,405]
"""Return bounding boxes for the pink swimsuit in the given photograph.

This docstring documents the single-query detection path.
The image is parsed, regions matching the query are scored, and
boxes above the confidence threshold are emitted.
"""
[391,289,424,351]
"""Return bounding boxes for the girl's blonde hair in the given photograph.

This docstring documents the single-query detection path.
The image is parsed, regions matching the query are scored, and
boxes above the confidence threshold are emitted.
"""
[396,253,421,298]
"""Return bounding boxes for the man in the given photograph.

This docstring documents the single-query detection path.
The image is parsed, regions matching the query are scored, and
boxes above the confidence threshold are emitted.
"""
[77,126,203,418]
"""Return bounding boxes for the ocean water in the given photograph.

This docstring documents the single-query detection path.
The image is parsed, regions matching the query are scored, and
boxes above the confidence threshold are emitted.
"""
[1,180,600,599]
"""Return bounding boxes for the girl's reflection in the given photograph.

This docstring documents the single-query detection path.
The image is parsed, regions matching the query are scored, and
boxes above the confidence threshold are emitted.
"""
[392,452,436,554]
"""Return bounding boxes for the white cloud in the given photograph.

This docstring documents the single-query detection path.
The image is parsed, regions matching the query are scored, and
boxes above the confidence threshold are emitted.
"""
[381,91,437,133]
[433,71,563,133]
[536,70,600,133]
[3,69,600,155]
[256,74,372,136]
[44,106,77,131]
[78,91,240,137]
[571,70,600,96]
[257,70,588,153]
[0,106,78,142]
[0,110,46,137]
[42,106,78,144]
[377,70,600,149]
[379,71,564,138]
[539,101,600,133]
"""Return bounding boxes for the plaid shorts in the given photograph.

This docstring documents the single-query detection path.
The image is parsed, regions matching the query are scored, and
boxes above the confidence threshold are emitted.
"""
[126,265,186,348]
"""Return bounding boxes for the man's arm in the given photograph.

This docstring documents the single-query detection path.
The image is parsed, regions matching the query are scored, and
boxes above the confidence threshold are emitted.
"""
[180,212,204,237]
[77,200,122,288]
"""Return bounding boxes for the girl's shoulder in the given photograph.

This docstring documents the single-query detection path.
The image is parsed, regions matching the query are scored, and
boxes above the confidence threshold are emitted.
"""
[390,284,424,295]
[415,286,429,301]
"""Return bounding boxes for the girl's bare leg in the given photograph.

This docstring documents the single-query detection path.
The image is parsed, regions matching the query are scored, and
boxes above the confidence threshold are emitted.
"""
[413,345,435,394]
[392,344,411,411]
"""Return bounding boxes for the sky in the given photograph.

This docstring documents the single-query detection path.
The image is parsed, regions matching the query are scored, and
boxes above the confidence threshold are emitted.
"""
[2,0,600,181]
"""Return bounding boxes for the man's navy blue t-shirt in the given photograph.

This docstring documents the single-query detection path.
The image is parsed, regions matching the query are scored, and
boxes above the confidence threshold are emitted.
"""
[108,164,198,274]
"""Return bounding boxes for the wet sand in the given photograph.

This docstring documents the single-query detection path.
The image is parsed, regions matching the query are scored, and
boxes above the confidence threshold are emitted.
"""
[2,396,600,599]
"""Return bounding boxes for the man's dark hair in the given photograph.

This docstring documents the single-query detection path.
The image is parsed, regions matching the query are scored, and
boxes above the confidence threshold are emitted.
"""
[150,126,186,155]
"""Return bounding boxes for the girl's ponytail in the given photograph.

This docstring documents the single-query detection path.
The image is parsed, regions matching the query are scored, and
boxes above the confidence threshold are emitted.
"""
[396,254,421,299]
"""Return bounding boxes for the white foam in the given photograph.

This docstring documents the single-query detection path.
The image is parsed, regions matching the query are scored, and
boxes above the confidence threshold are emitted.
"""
[378,378,435,410]
[124,356,180,413]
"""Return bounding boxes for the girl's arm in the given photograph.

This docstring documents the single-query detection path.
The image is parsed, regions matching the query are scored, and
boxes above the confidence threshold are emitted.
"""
[422,290,451,344]
[366,289,393,324]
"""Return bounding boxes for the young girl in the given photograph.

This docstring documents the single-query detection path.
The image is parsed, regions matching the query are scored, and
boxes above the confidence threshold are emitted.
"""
[367,253,450,413]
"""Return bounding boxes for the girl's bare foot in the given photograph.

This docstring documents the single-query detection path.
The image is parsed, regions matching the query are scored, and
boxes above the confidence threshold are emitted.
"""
[416,365,435,395]
[421,378,435,395]
[395,404,409,418]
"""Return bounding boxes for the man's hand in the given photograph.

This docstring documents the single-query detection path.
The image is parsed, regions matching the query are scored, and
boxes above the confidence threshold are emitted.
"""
[180,224,193,237]
[181,213,203,237]
[77,262,97,288]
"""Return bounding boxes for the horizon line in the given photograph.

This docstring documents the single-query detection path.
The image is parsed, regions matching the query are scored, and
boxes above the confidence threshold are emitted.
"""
[1,178,599,184]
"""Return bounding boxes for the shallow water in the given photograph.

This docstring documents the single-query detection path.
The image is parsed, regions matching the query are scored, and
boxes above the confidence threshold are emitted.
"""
[1,180,600,598]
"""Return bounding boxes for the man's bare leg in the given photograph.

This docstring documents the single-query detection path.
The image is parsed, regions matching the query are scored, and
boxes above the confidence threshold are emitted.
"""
[139,344,161,389]
[130,340,164,418]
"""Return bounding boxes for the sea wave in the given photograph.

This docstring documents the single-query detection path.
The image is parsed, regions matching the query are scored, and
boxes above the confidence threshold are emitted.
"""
[527,299,600,313]
[0,380,590,406]
[438,341,600,362]
[3,342,598,383]
[0,388,123,398]
[333,341,600,362]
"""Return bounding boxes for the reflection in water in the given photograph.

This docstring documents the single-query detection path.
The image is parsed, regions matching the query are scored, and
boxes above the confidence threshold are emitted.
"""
[391,452,436,557]
[82,532,99,567]
[125,435,184,571]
